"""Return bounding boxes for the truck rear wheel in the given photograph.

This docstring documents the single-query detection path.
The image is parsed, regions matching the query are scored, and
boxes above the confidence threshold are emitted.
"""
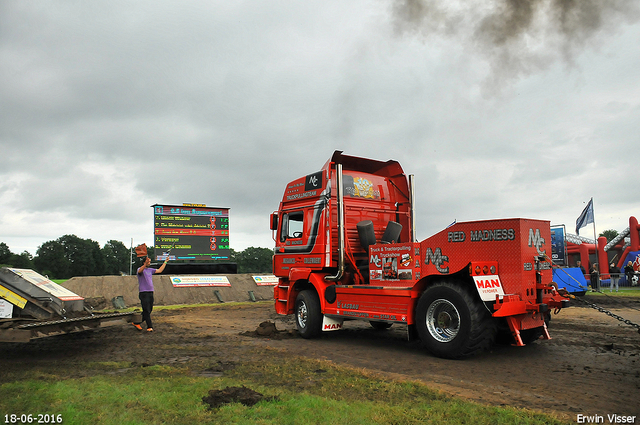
[416,281,496,359]
[295,290,322,338]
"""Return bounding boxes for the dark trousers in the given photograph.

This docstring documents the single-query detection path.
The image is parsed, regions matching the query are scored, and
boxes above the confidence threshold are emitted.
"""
[139,291,154,329]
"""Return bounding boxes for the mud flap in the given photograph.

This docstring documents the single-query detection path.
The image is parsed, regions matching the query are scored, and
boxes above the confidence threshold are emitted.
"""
[407,324,418,341]
[322,316,343,331]
[472,275,505,301]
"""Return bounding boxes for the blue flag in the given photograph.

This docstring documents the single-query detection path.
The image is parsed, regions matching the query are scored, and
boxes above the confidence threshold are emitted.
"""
[575,198,594,235]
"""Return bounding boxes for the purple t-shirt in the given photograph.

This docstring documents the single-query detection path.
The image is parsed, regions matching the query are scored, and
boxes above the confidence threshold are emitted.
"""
[137,267,156,292]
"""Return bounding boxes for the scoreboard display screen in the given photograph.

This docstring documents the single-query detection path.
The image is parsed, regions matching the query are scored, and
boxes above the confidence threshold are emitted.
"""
[152,204,230,261]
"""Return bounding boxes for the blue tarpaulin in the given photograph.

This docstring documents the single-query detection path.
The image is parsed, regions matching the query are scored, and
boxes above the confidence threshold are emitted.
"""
[553,267,588,294]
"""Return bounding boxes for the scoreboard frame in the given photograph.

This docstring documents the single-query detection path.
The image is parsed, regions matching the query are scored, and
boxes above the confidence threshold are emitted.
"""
[152,204,230,262]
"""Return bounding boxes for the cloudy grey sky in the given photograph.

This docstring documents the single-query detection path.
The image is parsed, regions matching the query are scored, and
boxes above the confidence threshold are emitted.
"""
[1,0,639,256]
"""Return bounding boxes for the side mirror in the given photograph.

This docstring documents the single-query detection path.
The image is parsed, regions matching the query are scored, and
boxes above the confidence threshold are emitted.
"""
[270,213,278,231]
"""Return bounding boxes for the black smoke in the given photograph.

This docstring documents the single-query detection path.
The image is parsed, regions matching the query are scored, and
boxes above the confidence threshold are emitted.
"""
[392,0,640,84]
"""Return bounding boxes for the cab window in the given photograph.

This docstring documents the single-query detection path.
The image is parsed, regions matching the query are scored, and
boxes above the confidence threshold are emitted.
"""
[280,211,304,242]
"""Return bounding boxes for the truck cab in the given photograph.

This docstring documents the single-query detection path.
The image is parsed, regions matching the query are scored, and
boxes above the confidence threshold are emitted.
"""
[271,151,412,287]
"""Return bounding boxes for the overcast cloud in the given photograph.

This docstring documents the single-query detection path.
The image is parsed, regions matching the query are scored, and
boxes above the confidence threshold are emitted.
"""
[1,0,639,256]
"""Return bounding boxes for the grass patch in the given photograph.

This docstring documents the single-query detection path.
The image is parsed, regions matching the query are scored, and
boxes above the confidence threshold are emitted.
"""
[154,301,271,311]
[97,300,270,314]
[0,350,570,425]
[586,288,640,298]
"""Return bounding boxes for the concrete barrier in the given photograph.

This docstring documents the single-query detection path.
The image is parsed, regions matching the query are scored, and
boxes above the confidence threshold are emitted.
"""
[61,274,276,308]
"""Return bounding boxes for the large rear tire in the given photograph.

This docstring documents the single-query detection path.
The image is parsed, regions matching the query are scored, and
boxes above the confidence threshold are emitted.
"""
[295,290,322,338]
[416,281,496,359]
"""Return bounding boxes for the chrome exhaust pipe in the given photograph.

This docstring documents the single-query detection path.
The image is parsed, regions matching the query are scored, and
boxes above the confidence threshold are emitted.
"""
[326,163,345,282]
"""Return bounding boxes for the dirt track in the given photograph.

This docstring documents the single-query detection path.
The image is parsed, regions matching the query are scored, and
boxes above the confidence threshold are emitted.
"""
[1,296,639,422]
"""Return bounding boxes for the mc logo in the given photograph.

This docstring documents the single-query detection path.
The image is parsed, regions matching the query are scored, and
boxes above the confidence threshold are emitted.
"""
[528,228,546,256]
[424,247,449,274]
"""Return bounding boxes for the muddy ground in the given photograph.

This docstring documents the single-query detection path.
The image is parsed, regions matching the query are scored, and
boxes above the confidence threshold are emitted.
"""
[1,295,639,422]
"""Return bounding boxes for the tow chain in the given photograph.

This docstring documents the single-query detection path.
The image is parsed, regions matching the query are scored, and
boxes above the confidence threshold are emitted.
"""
[569,295,640,334]
[541,253,640,335]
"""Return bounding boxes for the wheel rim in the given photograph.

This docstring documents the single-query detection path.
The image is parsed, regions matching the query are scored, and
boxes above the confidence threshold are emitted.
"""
[426,298,460,342]
[297,300,308,329]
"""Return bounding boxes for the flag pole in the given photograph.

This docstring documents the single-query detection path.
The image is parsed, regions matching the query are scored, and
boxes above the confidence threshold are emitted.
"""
[591,198,598,273]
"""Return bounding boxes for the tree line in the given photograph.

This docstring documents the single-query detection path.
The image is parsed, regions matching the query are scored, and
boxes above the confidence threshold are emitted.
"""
[0,236,274,279]
[4,230,619,280]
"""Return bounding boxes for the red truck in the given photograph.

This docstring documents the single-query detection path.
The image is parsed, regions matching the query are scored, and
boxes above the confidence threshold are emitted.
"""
[270,151,569,358]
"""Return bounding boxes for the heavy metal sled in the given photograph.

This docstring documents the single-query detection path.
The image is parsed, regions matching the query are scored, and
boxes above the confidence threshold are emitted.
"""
[0,267,140,342]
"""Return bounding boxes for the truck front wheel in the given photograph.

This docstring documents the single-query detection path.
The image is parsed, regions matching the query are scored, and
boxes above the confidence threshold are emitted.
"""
[416,282,496,359]
[295,290,322,338]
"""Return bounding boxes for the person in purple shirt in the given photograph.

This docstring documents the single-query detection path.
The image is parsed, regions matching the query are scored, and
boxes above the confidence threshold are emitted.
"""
[132,256,168,332]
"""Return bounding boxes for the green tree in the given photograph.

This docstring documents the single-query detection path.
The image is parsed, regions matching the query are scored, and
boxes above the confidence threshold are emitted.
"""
[34,235,104,279]
[102,240,130,275]
[34,239,69,279]
[9,251,35,269]
[60,235,104,277]
[599,229,619,243]
[0,242,13,266]
[0,243,34,269]
[232,247,273,273]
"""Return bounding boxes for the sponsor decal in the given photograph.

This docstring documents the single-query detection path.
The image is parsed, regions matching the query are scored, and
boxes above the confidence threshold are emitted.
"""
[0,299,15,318]
[424,247,449,274]
[286,190,317,201]
[323,323,342,330]
[322,316,343,331]
[342,311,370,318]
[252,275,278,286]
[337,301,359,310]
[7,268,83,301]
[524,262,551,271]
[171,275,231,287]
[369,244,416,281]
[472,275,505,301]
[305,171,323,191]
[469,228,516,242]
[448,231,466,242]
[344,176,381,199]
[0,285,27,309]
[528,228,546,256]
[353,177,375,198]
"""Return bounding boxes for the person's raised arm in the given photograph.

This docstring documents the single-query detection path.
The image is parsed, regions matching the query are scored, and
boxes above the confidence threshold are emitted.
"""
[155,257,169,274]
